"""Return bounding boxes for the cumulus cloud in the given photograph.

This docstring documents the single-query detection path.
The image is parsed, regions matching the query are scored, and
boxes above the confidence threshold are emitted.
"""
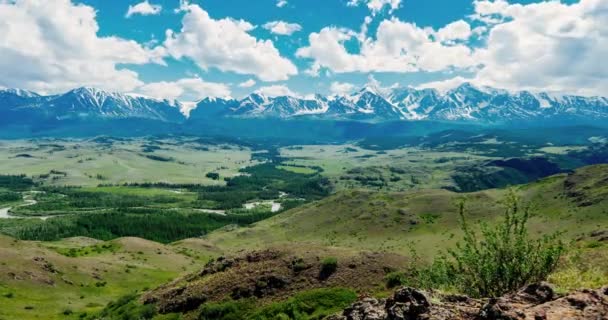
[435,20,472,42]
[255,85,298,97]
[164,3,298,82]
[329,82,356,95]
[137,77,231,101]
[296,18,475,76]
[238,79,257,88]
[347,0,402,15]
[276,0,288,8]
[263,21,302,36]
[416,76,472,94]
[126,1,162,18]
[0,0,164,93]
[467,0,607,95]
[305,0,608,96]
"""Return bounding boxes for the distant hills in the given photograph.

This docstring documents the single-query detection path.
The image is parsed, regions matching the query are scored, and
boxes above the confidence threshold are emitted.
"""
[1,84,608,125]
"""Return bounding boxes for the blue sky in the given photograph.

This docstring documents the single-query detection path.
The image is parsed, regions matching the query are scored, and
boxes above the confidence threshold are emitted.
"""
[0,0,604,101]
[86,0,485,97]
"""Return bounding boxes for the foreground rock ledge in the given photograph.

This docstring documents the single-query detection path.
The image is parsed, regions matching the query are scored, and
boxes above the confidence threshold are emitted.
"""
[328,283,608,320]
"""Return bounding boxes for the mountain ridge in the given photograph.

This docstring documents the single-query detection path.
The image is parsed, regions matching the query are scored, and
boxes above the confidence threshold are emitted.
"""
[1,84,607,124]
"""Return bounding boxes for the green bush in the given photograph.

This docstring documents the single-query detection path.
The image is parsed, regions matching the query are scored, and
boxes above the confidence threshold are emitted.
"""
[198,288,356,320]
[198,300,255,320]
[251,288,356,320]
[205,172,220,180]
[385,271,407,288]
[0,191,21,202]
[413,192,565,298]
[94,293,157,320]
[319,257,338,279]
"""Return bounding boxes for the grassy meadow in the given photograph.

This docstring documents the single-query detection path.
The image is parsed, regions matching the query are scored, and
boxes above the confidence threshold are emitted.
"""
[0,135,606,319]
[0,138,256,186]
[0,235,216,320]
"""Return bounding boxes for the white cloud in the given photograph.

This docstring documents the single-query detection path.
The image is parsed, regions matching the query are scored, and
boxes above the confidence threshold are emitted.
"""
[416,76,472,94]
[329,82,356,95]
[0,0,164,93]
[263,21,302,36]
[347,0,402,15]
[471,0,510,20]
[163,3,298,82]
[305,0,608,96]
[137,77,231,101]
[126,1,162,18]
[276,0,288,8]
[238,79,257,88]
[255,85,298,97]
[296,18,475,76]
[468,0,608,95]
[435,20,472,42]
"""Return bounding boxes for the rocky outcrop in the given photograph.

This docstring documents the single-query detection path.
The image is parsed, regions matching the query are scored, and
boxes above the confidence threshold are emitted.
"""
[142,249,406,316]
[329,283,608,320]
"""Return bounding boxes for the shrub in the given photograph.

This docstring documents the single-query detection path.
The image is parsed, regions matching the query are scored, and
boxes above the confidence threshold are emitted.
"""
[0,191,21,202]
[385,272,407,288]
[319,257,338,279]
[198,300,255,320]
[206,172,220,180]
[414,192,565,298]
[96,293,157,320]
[290,257,308,273]
[251,288,357,320]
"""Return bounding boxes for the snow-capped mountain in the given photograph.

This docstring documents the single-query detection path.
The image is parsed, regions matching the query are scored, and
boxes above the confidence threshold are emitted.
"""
[191,83,608,123]
[1,84,607,124]
[0,87,185,122]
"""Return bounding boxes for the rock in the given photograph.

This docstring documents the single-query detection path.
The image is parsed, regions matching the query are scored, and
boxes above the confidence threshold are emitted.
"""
[589,230,608,242]
[332,283,608,320]
[386,287,431,319]
[253,274,289,297]
[157,294,207,314]
[334,288,430,320]
[199,256,235,276]
[479,285,608,320]
[589,230,608,238]
[479,298,523,320]
[517,282,555,304]
[340,297,387,320]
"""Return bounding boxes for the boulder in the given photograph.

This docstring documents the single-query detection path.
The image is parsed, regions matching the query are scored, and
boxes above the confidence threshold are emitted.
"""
[386,287,431,319]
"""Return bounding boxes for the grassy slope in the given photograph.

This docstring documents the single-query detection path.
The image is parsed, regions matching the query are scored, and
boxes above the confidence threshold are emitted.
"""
[205,165,608,258]
[0,235,217,320]
[1,159,606,319]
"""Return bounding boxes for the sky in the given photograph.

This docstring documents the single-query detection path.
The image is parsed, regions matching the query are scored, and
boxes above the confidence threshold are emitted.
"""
[0,0,605,102]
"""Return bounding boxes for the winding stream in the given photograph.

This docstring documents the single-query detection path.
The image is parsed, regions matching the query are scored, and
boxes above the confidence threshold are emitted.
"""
[0,192,286,220]
[0,194,55,220]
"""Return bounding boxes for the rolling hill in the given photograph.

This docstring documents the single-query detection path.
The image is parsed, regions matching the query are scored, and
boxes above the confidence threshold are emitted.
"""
[204,164,608,257]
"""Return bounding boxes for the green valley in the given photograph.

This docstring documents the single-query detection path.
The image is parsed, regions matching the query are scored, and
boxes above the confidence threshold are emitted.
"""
[0,134,606,320]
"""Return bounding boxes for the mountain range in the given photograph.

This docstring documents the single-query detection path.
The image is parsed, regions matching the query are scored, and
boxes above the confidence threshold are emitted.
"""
[1,84,607,124]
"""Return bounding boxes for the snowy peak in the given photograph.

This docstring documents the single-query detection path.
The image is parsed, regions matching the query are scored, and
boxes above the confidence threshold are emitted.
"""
[0,88,40,98]
[1,85,607,124]
[182,84,608,123]
[0,87,185,122]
